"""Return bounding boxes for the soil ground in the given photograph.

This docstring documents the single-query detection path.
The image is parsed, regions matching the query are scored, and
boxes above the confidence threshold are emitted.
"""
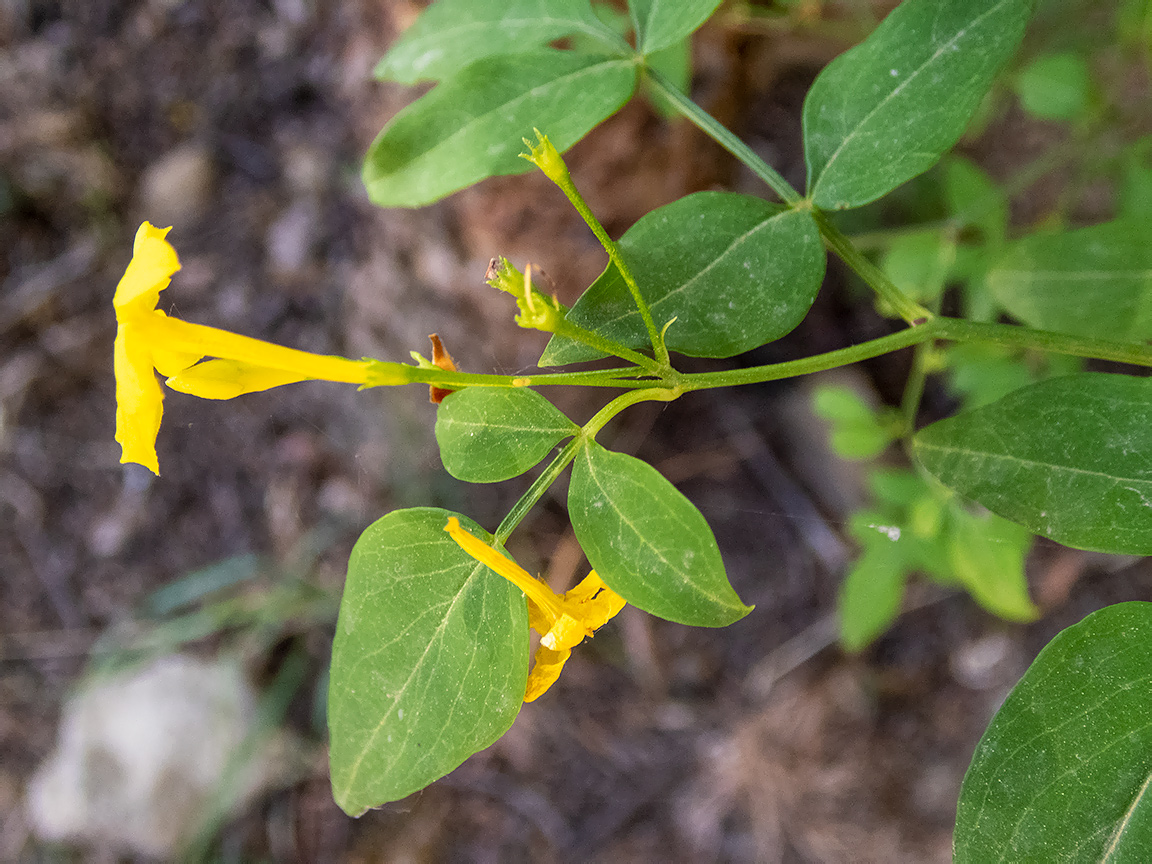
[1,1,1149,861]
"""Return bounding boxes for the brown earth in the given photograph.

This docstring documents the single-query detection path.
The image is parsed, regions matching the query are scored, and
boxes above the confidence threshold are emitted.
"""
[1,1,1148,861]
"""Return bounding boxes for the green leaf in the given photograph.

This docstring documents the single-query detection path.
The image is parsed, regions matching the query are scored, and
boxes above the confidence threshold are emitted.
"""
[945,156,1007,247]
[914,373,1152,555]
[812,384,894,460]
[839,519,910,651]
[630,0,721,54]
[944,343,1036,410]
[1120,155,1152,220]
[643,36,691,118]
[568,442,752,626]
[1014,51,1091,121]
[363,50,638,208]
[955,602,1152,861]
[988,219,1152,341]
[329,508,527,814]
[435,388,578,483]
[947,507,1037,621]
[375,0,616,84]
[540,193,825,364]
[881,229,951,303]
[803,0,1035,209]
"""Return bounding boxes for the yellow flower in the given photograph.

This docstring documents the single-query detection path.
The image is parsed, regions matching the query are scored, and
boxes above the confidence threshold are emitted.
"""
[114,222,374,474]
[444,517,625,702]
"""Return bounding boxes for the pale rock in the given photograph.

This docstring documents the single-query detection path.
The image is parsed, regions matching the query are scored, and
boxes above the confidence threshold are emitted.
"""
[26,654,295,858]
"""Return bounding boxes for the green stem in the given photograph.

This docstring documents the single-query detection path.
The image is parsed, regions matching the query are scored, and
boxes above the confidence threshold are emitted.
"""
[811,209,933,325]
[382,363,660,390]
[933,318,1152,366]
[645,65,803,207]
[494,387,682,541]
[548,316,663,375]
[681,317,1152,391]
[680,325,931,390]
[646,66,929,325]
[543,161,669,368]
[494,437,583,543]
[899,231,954,433]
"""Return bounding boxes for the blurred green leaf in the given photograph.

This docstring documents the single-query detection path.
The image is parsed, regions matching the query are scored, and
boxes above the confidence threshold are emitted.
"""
[1120,153,1152,220]
[1014,51,1091,121]
[804,0,1035,209]
[914,373,1152,554]
[363,50,637,208]
[812,384,895,460]
[840,511,912,650]
[644,36,691,118]
[374,0,617,84]
[947,507,1037,621]
[988,218,1152,341]
[955,602,1152,861]
[944,344,1035,410]
[881,230,950,303]
[568,442,752,626]
[945,156,1007,247]
[435,388,578,483]
[541,192,824,363]
[630,0,722,54]
[145,554,264,616]
[329,508,527,814]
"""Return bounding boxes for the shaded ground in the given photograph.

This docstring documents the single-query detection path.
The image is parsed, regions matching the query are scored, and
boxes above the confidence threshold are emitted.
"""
[1,1,1149,861]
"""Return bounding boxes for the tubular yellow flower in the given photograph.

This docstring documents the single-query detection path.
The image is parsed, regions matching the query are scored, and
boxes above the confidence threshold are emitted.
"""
[114,222,372,474]
[444,517,626,702]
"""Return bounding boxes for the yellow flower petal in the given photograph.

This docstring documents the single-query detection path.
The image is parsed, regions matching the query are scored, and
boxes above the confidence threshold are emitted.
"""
[444,518,628,701]
[443,517,565,626]
[524,645,570,702]
[112,222,375,473]
[564,571,627,630]
[114,325,164,474]
[166,359,312,399]
[114,223,180,312]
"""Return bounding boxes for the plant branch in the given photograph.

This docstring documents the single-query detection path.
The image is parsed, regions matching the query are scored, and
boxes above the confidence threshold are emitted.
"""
[644,65,803,207]
[494,387,683,541]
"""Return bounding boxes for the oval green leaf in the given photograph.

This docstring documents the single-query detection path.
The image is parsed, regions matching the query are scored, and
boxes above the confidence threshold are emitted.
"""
[955,602,1152,862]
[540,192,825,364]
[803,0,1034,210]
[946,507,1037,622]
[435,387,578,483]
[328,508,527,815]
[363,50,638,208]
[838,534,909,652]
[988,219,1152,341]
[630,0,722,55]
[568,441,752,626]
[375,0,616,84]
[914,373,1152,555]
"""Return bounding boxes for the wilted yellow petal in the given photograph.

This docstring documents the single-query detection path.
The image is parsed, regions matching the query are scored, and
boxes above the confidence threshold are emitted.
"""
[443,518,565,626]
[564,571,627,630]
[524,645,570,702]
[166,359,311,399]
